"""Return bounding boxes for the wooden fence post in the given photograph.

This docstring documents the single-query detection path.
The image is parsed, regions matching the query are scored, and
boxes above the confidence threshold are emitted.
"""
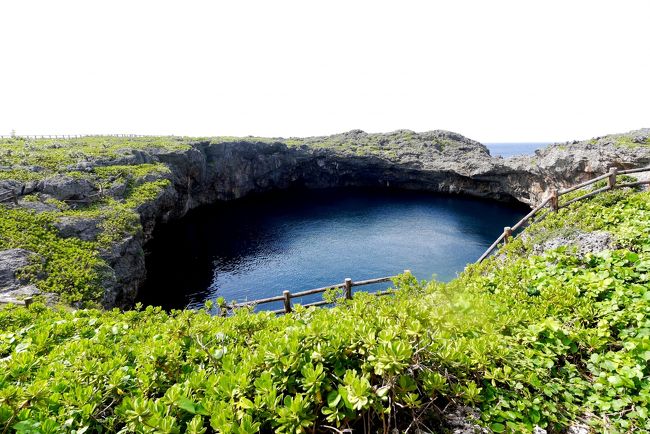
[608,167,618,189]
[344,278,352,300]
[24,297,33,308]
[283,290,292,313]
[503,226,512,244]
[549,189,559,212]
[219,299,228,317]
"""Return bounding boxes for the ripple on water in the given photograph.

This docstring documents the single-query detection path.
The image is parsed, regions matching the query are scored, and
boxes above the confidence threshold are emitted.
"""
[138,188,527,311]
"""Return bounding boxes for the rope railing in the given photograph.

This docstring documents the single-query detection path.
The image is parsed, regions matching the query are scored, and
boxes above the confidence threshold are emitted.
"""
[477,165,650,262]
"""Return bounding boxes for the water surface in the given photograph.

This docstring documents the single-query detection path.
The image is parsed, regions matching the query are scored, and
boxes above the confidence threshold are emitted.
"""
[138,188,526,311]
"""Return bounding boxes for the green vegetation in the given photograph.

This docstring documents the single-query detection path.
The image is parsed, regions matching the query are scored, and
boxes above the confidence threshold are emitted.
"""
[0,208,106,304]
[0,131,476,305]
[1,133,650,432]
[614,136,650,148]
[1,188,649,433]
[0,137,190,180]
[585,133,650,148]
[283,129,473,158]
[0,136,184,304]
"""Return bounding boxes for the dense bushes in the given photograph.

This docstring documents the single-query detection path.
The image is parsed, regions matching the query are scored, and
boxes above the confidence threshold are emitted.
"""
[0,208,106,304]
[1,189,650,432]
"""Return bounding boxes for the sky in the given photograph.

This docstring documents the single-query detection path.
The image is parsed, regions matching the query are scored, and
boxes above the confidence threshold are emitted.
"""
[1,1,648,143]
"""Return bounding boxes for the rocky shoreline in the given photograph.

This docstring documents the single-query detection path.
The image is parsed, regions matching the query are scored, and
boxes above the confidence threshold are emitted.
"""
[1,128,649,307]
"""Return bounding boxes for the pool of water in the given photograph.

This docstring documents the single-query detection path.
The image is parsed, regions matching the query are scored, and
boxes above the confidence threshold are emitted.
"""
[137,188,527,311]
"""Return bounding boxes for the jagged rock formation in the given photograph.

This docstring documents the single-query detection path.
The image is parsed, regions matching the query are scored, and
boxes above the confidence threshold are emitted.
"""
[500,128,650,203]
[1,128,648,307]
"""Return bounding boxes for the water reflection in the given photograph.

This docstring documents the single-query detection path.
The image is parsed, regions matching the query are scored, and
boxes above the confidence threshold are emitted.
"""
[138,188,526,310]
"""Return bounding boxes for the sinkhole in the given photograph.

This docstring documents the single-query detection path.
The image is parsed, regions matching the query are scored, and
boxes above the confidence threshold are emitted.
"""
[137,187,527,311]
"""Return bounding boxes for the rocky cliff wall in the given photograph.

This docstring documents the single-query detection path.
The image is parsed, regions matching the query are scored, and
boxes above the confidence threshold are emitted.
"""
[1,129,649,307]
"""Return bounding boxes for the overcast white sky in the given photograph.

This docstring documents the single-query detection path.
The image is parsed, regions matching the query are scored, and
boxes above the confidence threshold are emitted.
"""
[1,1,648,142]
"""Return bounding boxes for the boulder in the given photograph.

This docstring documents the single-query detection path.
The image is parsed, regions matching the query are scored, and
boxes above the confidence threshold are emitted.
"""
[531,230,614,257]
[39,175,96,201]
[0,248,32,290]
[54,216,102,241]
[100,235,147,307]
[18,199,61,213]
[441,405,488,433]
[0,284,42,304]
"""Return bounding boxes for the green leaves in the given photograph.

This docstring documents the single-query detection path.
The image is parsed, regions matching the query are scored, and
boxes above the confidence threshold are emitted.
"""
[176,397,208,416]
[185,415,207,434]
[0,207,106,304]
[367,330,413,376]
[299,363,325,396]
[275,394,314,433]
[1,188,650,433]
[339,370,372,411]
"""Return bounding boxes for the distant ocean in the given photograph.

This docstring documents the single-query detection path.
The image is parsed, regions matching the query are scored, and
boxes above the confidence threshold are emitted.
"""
[485,142,551,158]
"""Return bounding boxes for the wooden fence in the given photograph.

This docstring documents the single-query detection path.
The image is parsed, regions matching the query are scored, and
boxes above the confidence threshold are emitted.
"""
[223,271,410,314]
[3,164,648,312]
[0,189,18,205]
[477,166,650,262]
[225,165,650,313]
[0,297,33,307]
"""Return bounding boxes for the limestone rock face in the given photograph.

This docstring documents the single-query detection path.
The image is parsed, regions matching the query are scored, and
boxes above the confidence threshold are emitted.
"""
[529,230,615,257]
[53,217,102,241]
[500,128,650,204]
[0,248,50,305]
[3,128,649,307]
[99,235,146,307]
[0,248,32,290]
[39,175,97,201]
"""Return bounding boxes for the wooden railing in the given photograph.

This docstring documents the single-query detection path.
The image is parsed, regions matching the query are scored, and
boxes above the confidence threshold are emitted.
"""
[0,297,33,307]
[4,164,648,313]
[206,165,650,314]
[477,166,650,262]
[0,189,18,205]
[224,271,410,315]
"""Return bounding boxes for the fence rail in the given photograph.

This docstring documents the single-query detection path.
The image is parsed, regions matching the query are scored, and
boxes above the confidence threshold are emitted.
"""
[0,297,33,307]
[223,271,409,315]
[197,165,650,314]
[0,189,18,205]
[477,166,650,262]
[4,163,649,313]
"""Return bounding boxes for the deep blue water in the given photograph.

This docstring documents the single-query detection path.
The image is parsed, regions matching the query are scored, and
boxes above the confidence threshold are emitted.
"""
[138,188,526,311]
[485,142,550,158]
